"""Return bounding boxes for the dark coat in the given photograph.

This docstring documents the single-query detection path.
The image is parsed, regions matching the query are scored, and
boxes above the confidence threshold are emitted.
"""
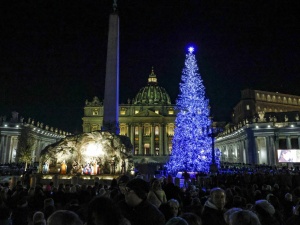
[202,204,227,225]
[118,199,165,225]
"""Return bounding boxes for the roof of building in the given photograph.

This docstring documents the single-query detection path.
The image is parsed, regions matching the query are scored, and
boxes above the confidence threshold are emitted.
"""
[133,68,172,105]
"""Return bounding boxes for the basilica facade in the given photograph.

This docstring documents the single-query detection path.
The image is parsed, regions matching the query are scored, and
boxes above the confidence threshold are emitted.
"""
[82,69,176,164]
[215,89,300,167]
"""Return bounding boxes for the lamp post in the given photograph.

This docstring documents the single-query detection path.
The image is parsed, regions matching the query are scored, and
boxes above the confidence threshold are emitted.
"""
[209,120,221,174]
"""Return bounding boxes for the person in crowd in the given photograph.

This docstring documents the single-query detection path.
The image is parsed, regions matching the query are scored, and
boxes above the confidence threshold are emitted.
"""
[201,187,227,225]
[147,179,167,208]
[254,199,281,225]
[165,217,188,225]
[0,197,11,225]
[11,197,30,225]
[229,210,261,225]
[180,212,202,225]
[223,207,242,225]
[47,210,83,225]
[118,178,165,225]
[86,196,130,225]
[33,211,46,225]
[282,192,294,220]
[266,193,285,224]
[112,175,130,203]
[158,202,174,222]
[168,199,181,218]
[43,198,56,220]
[163,175,182,204]
[286,204,300,225]
[182,197,202,218]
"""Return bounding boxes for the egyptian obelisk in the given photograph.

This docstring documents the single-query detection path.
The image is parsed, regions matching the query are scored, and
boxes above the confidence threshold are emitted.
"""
[102,1,120,134]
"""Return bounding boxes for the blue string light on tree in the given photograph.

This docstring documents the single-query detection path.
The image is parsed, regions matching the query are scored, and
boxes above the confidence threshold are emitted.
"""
[166,46,218,174]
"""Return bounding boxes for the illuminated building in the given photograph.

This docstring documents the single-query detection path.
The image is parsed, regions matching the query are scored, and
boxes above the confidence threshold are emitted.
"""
[215,89,300,166]
[0,111,67,164]
[82,68,176,164]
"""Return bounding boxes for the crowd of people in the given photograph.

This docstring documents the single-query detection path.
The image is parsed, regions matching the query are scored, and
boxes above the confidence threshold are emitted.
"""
[1,166,300,225]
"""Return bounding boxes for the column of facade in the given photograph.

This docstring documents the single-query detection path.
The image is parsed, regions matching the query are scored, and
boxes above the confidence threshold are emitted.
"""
[268,136,276,165]
[287,136,291,149]
[138,124,143,155]
[126,124,129,137]
[37,139,43,161]
[130,124,134,146]
[6,136,12,163]
[238,140,243,163]
[150,124,155,155]
[298,136,300,149]
[242,140,247,163]
[164,124,168,156]
[0,135,6,164]
[159,124,164,155]
[254,137,259,164]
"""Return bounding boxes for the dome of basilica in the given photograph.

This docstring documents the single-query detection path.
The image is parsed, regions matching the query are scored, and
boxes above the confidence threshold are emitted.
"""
[132,68,172,105]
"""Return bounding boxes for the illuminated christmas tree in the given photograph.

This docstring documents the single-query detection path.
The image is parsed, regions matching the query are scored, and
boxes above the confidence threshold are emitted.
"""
[166,47,213,174]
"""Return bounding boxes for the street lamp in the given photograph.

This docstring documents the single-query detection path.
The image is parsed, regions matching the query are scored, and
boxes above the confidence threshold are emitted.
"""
[209,120,222,173]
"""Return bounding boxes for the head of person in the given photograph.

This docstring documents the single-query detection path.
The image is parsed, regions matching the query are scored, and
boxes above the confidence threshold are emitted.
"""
[87,196,123,225]
[124,178,150,207]
[47,210,83,225]
[180,213,202,225]
[159,203,175,221]
[293,204,300,216]
[254,200,275,217]
[33,211,46,225]
[229,210,261,225]
[168,199,180,217]
[152,179,162,191]
[224,208,242,224]
[117,175,130,195]
[165,217,188,225]
[285,193,293,202]
[210,187,226,210]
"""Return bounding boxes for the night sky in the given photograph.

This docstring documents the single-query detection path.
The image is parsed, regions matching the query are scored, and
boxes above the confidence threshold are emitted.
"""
[1,0,300,133]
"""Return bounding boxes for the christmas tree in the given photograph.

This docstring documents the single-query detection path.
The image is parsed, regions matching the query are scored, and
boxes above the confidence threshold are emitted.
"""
[166,46,213,174]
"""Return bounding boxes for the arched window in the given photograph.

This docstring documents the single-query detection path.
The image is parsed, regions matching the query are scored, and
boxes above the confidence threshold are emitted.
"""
[155,126,159,135]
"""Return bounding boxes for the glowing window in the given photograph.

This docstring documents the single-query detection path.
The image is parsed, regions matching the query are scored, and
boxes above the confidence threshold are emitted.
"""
[246,105,250,110]
[144,126,150,136]
[120,126,126,135]
[167,124,174,136]
[168,110,174,115]
[135,110,139,114]
[148,77,157,83]
[135,127,139,135]
[155,110,159,114]
[155,126,159,135]
[120,110,126,115]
